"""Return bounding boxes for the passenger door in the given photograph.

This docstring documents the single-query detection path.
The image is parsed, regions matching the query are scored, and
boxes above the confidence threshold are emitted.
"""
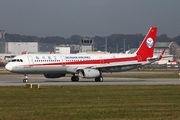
[27,56,34,66]
[60,56,66,66]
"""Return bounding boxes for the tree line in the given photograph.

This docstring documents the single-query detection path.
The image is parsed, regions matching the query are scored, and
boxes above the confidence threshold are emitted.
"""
[5,33,180,53]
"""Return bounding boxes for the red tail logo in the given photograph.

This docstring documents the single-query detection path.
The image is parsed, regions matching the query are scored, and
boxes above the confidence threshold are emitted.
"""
[136,27,157,61]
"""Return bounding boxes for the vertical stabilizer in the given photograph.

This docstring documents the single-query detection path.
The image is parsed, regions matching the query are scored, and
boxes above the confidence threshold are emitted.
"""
[136,27,157,61]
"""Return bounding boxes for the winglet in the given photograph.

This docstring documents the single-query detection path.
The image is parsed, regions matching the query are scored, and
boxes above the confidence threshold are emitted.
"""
[158,48,166,60]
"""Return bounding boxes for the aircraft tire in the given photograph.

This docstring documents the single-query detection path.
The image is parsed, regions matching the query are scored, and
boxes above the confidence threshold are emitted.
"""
[75,76,79,82]
[71,76,79,82]
[23,79,29,83]
[95,76,103,82]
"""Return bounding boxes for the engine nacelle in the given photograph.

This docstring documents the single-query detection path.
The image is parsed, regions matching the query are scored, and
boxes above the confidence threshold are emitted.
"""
[79,69,100,78]
[44,73,66,78]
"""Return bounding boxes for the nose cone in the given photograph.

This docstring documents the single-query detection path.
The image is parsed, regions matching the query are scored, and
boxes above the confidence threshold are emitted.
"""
[5,63,12,71]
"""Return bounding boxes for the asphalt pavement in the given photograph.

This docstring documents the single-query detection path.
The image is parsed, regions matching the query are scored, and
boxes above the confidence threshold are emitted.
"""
[0,74,180,86]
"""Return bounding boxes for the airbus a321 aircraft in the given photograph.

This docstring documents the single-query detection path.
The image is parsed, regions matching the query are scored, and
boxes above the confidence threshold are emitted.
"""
[5,27,162,83]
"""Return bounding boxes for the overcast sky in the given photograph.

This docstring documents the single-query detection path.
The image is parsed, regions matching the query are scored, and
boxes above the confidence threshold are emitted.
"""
[0,0,180,38]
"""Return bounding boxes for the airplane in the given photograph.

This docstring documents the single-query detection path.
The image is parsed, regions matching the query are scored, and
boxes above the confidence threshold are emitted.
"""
[5,27,162,83]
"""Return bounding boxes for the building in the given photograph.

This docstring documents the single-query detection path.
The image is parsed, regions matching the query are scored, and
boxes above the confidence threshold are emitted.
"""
[55,39,95,54]
[0,30,6,53]
[0,53,17,67]
[54,46,70,54]
[38,42,55,53]
[80,38,94,52]
[6,42,55,54]
[169,42,180,63]
[69,44,80,53]
[0,39,6,53]
[7,42,38,54]
[0,30,5,39]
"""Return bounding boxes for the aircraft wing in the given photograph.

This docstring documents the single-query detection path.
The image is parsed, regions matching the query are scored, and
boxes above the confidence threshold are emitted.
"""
[76,61,142,70]
[92,61,142,69]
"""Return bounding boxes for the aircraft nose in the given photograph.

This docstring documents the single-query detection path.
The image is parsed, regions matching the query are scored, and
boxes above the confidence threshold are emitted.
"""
[5,64,12,71]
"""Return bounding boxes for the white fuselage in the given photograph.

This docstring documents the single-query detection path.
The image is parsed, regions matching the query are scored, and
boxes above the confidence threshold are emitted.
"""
[5,53,141,74]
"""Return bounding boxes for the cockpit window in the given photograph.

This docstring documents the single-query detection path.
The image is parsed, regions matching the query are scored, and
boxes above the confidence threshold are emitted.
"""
[11,59,23,62]
[12,59,16,62]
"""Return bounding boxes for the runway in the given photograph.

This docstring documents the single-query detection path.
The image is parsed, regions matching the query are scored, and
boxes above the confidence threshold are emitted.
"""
[0,74,180,86]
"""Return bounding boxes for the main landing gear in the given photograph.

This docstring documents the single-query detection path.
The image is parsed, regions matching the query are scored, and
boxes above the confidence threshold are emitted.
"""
[71,70,103,82]
[95,76,103,82]
[71,74,79,82]
[71,76,103,82]
[23,74,29,83]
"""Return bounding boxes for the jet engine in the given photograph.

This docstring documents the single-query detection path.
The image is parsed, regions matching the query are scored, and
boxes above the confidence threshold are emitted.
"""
[44,73,66,78]
[79,69,100,78]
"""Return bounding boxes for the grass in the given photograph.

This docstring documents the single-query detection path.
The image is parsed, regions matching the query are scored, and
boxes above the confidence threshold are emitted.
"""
[0,85,180,120]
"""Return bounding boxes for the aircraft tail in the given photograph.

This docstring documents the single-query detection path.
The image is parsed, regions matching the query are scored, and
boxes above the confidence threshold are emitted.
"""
[135,27,157,61]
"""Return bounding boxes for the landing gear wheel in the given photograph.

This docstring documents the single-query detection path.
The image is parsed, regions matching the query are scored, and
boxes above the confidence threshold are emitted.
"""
[95,76,103,82]
[23,74,28,83]
[71,76,79,82]
[23,79,29,83]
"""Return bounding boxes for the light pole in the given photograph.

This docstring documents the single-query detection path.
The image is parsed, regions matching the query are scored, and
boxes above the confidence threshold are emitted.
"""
[39,46,41,52]
[128,44,130,50]
[123,39,126,53]
[116,44,119,53]
[18,44,20,54]
[105,37,107,52]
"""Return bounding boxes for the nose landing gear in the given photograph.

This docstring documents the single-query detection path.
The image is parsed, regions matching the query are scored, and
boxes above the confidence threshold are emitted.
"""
[23,74,29,83]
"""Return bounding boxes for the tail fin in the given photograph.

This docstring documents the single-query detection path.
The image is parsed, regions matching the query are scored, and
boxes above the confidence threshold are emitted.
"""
[136,27,157,61]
